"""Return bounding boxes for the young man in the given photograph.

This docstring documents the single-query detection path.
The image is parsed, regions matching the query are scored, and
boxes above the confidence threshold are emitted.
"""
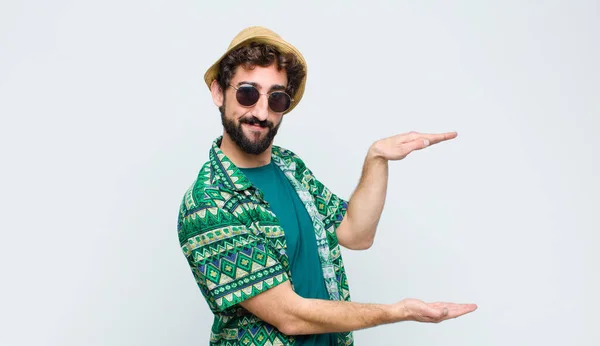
[177,26,477,346]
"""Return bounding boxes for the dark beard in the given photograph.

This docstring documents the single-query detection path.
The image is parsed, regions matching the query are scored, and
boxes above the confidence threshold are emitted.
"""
[220,108,281,155]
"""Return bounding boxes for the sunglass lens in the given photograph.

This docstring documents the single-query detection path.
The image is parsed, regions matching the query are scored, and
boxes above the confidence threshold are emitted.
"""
[269,92,292,113]
[236,86,259,107]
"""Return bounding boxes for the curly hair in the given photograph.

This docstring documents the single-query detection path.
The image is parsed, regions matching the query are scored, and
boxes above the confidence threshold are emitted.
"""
[216,42,306,107]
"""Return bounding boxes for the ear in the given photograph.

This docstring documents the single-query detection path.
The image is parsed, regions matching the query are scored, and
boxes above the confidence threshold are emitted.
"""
[210,79,224,107]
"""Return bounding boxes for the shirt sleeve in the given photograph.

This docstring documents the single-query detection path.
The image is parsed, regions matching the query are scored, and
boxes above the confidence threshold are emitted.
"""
[178,203,290,312]
[292,155,349,235]
[309,173,348,234]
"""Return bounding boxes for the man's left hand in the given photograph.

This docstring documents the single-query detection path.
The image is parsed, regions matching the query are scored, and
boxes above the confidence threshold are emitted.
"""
[369,131,458,161]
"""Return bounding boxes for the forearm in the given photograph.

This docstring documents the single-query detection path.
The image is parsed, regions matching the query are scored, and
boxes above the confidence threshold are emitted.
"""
[284,297,402,336]
[241,281,475,336]
[344,145,389,244]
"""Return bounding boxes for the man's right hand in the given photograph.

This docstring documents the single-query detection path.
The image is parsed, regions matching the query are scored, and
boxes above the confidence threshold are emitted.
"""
[397,298,478,323]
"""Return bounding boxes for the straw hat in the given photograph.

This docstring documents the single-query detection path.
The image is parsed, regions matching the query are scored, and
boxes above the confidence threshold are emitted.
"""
[203,26,307,114]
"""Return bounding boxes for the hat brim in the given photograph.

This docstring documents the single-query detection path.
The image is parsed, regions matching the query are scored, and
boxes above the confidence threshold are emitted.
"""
[203,36,307,115]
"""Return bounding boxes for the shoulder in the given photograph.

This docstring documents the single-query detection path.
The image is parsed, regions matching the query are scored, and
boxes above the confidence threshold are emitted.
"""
[272,145,311,175]
[176,161,239,245]
[179,161,214,214]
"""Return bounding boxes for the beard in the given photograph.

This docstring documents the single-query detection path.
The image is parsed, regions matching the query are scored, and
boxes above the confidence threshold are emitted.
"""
[220,106,282,155]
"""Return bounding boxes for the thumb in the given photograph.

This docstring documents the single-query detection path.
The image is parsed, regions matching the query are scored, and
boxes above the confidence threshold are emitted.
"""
[427,306,448,321]
[441,307,449,317]
[404,138,430,152]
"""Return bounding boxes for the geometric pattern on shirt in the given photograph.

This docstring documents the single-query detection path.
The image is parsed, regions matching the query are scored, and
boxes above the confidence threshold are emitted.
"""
[177,136,354,346]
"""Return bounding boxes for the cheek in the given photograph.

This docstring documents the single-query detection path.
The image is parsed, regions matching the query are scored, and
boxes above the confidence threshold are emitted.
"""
[271,114,283,126]
[224,93,235,109]
[224,95,243,117]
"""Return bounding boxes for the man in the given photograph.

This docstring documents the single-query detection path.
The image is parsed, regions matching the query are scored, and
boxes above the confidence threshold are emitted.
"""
[177,26,477,346]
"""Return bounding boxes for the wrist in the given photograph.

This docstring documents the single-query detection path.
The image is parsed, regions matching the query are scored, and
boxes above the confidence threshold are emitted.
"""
[367,141,388,163]
[390,300,413,323]
[382,303,408,324]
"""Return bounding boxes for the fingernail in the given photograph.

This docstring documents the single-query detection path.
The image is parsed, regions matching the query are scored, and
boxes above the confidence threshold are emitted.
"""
[424,139,430,147]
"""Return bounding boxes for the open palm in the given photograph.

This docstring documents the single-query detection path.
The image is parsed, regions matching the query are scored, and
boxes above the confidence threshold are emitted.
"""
[372,131,458,161]
[399,298,477,323]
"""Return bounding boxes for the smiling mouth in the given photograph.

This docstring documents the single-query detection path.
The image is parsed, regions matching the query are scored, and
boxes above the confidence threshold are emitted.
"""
[244,123,266,129]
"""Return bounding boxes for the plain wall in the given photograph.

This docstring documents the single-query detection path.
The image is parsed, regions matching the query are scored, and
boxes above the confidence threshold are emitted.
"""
[1,0,598,345]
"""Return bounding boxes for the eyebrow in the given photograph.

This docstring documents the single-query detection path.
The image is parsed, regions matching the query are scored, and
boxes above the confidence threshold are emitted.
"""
[237,81,287,92]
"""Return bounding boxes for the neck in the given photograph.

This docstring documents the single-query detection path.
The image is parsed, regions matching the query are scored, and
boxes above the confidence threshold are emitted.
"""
[219,132,272,168]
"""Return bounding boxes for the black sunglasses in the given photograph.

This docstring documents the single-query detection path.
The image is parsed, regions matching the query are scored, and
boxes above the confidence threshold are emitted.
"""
[229,84,293,113]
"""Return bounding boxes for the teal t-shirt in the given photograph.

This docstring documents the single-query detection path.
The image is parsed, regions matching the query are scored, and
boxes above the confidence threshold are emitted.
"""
[240,161,335,346]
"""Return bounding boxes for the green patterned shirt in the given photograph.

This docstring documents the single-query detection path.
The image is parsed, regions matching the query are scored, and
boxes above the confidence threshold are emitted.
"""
[177,137,354,346]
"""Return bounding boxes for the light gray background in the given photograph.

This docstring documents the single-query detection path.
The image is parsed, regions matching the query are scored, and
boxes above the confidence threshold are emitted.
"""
[1,0,598,345]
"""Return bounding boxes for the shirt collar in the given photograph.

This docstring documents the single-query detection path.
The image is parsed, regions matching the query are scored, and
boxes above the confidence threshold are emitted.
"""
[208,136,296,191]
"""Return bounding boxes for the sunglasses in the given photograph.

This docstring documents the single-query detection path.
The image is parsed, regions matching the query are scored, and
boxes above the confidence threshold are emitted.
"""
[229,84,293,113]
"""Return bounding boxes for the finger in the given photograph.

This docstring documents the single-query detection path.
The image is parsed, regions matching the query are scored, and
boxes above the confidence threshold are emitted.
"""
[398,131,457,144]
[422,131,458,145]
[422,305,448,321]
[424,302,477,321]
[402,138,431,154]
[444,304,478,319]
[402,131,423,142]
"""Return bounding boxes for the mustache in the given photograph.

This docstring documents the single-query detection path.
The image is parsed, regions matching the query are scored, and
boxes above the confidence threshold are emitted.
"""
[239,116,273,129]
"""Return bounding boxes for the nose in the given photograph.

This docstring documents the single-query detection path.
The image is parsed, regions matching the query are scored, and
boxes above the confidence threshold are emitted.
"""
[252,94,269,121]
